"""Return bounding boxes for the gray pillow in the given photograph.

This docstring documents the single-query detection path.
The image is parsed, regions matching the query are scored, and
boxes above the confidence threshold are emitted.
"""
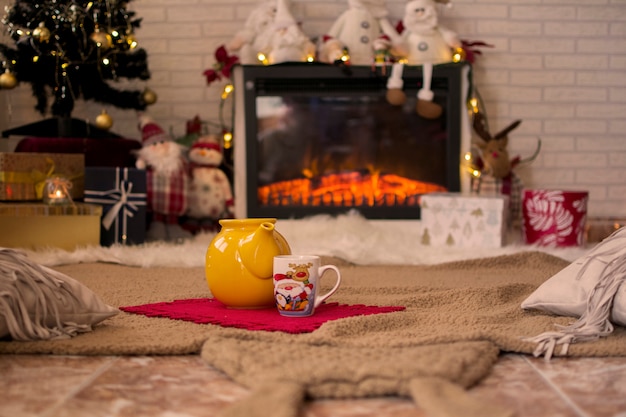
[0,248,119,341]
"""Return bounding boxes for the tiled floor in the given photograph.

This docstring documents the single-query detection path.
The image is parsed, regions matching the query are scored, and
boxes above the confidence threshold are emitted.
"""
[2,353,625,417]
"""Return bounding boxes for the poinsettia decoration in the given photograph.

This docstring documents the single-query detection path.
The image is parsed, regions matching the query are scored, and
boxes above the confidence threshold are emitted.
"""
[460,40,494,64]
[203,45,239,85]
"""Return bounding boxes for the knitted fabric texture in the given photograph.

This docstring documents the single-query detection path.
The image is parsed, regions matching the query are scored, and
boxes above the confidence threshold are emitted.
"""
[120,298,405,333]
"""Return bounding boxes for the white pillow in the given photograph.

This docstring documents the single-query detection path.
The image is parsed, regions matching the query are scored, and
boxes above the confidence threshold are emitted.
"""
[521,227,626,358]
[522,227,626,324]
[0,248,119,341]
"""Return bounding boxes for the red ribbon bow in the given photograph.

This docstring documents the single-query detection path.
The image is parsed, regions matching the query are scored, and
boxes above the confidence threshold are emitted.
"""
[203,45,239,85]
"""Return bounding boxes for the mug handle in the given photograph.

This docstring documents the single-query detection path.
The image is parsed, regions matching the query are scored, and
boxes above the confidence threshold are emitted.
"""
[314,265,342,309]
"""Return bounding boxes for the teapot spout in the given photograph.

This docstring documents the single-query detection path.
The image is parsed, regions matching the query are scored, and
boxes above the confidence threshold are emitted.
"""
[239,221,288,279]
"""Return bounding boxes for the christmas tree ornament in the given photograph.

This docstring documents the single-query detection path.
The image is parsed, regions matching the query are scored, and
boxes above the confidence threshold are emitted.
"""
[0,69,18,89]
[32,22,51,42]
[90,25,113,49]
[95,109,114,130]
[142,88,157,105]
[126,33,138,49]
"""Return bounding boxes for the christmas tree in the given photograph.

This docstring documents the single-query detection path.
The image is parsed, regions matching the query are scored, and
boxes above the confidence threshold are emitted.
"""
[0,0,155,132]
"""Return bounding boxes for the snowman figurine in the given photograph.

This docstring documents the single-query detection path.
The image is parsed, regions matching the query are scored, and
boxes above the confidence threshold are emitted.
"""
[187,135,234,225]
[320,0,402,66]
[386,0,461,118]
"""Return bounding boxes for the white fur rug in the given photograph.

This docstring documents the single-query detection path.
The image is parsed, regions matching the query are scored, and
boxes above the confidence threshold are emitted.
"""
[23,211,589,267]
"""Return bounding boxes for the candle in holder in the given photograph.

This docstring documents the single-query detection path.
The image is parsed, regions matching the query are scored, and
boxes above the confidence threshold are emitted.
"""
[43,176,73,206]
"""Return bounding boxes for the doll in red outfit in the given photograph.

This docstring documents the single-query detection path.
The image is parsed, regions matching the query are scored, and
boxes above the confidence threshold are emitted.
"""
[135,113,192,242]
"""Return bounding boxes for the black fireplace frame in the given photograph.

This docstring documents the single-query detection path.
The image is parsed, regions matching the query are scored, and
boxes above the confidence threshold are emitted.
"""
[233,62,469,220]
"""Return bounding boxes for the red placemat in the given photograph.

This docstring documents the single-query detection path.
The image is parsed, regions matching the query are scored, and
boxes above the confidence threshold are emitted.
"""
[120,298,405,334]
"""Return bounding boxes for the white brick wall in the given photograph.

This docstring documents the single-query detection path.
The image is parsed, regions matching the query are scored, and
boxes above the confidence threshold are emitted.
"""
[0,0,624,217]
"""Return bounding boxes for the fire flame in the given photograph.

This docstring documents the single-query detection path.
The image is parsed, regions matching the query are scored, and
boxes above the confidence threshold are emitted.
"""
[258,171,446,207]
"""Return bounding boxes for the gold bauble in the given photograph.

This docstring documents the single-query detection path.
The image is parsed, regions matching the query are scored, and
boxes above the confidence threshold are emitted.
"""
[142,88,157,105]
[90,29,113,50]
[32,22,51,43]
[0,70,18,89]
[95,110,114,130]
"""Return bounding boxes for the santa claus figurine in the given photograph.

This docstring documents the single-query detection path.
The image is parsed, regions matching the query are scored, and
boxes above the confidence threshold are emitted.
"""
[264,0,316,64]
[135,113,192,242]
[187,135,234,224]
[227,0,277,64]
[320,0,402,66]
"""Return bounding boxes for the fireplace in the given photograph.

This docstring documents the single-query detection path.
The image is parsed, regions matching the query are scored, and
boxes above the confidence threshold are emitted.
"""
[233,63,471,220]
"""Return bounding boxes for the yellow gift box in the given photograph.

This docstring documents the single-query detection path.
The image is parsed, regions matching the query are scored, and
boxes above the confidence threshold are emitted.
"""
[0,203,102,250]
[0,152,85,201]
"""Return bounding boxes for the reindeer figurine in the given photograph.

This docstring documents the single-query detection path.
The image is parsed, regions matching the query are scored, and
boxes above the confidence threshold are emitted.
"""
[471,112,541,222]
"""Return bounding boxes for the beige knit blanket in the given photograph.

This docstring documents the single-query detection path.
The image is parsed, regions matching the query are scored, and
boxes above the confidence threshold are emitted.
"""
[2,251,625,417]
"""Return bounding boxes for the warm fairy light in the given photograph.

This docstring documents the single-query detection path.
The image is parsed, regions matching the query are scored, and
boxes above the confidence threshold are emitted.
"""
[452,47,465,63]
[221,83,234,99]
[127,34,138,49]
[32,55,39,62]
[340,49,350,62]
[223,131,233,149]
[102,58,110,65]
[306,54,315,62]
[397,58,408,64]
[257,53,269,65]
[469,97,479,113]
[464,152,472,161]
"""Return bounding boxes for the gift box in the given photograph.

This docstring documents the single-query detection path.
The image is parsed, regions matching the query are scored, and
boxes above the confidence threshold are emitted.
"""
[15,137,140,167]
[522,189,588,247]
[0,203,102,250]
[420,193,509,248]
[84,167,147,246]
[0,152,84,201]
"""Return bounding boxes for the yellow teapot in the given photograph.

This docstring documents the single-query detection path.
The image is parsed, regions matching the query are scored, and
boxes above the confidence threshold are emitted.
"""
[205,218,291,308]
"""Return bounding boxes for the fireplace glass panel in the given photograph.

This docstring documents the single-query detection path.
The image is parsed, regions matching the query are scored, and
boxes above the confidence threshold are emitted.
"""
[235,64,467,219]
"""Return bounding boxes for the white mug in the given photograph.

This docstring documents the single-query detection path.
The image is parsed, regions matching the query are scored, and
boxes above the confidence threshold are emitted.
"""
[273,255,342,317]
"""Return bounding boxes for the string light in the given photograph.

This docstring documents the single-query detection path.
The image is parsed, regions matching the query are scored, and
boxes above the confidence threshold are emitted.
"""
[452,47,466,63]
[223,131,233,149]
[257,53,269,65]
[340,48,350,63]
[221,83,233,100]
[469,97,479,113]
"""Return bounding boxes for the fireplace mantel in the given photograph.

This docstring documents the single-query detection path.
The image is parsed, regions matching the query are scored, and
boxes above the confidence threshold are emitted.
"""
[233,63,472,220]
